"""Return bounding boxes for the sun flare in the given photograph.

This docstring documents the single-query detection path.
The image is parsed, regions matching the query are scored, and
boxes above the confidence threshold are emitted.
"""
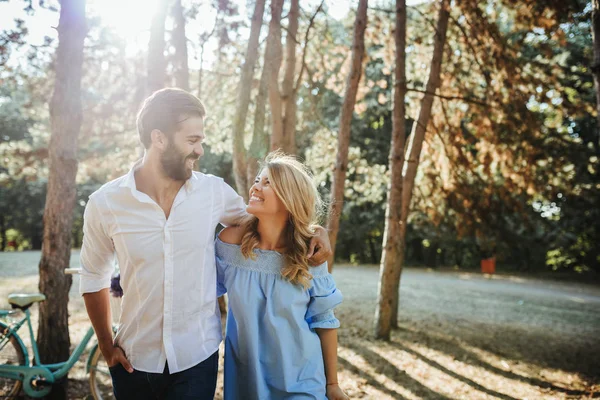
[88,0,159,38]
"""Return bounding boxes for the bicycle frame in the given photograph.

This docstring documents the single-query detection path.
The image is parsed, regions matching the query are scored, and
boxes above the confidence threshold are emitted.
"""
[0,307,95,396]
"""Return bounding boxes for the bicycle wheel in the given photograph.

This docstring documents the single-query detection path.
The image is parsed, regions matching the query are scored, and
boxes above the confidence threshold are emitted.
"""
[0,321,26,399]
[88,347,114,400]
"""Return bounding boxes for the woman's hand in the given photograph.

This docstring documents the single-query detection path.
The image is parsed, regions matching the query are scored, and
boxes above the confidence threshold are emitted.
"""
[326,383,349,400]
[307,226,332,266]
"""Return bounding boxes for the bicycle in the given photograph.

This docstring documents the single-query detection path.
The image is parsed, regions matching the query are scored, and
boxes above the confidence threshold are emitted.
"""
[0,268,115,399]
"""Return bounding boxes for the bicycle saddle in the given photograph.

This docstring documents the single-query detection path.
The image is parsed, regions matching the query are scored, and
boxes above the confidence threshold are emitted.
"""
[8,293,47,310]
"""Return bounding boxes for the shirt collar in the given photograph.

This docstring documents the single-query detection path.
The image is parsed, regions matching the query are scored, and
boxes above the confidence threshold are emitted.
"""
[119,159,142,190]
[119,159,202,193]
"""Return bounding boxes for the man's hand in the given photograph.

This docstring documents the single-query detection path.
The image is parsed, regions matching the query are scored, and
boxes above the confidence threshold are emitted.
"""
[307,225,332,266]
[103,345,134,373]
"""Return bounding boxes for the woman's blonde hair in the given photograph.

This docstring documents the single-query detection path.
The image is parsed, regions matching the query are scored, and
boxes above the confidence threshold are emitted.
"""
[240,151,323,289]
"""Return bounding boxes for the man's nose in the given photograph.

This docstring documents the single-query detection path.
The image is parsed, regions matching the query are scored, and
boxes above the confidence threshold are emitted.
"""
[194,144,204,157]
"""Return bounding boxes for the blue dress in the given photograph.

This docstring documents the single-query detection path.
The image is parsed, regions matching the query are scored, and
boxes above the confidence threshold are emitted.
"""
[215,237,343,400]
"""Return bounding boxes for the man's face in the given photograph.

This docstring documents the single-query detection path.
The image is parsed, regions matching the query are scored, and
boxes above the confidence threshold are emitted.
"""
[160,116,205,181]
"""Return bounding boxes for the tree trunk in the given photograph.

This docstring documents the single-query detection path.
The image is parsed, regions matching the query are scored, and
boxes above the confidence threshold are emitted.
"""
[147,0,169,94]
[0,214,6,251]
[247,48,272,186]
[37,0,86,398]
[592,0,600,154]
[391,0,450,327]
[172,0,189,91]
[231,0,267,198]
[267,0,285,152]
[374,0,407,340]
[281,0,299,154]
[326,0,368,271]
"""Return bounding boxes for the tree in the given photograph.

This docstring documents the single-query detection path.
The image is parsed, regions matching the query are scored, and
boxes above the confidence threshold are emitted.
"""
[326,0,368,271]
[247,21,276,185]
[172,0,189,91]
[374,0,407,340]
[389,0,449,327]
[37,0,87,398]
[231,0,267,197]
[268,0,298,153]
[593,0,600,152]
[147,0,169,94]
[268,0,323,154]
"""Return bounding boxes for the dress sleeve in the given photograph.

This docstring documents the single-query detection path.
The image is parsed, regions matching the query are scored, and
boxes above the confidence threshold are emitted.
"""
[305,263,343,330]
[215,238,229,297]
[216,248,227,297]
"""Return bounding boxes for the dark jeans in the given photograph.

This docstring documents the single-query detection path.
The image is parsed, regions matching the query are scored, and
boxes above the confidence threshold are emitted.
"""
[109,350,219,400]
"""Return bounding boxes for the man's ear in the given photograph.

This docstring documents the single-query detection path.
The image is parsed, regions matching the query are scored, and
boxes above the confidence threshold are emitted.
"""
[150,129,168,150]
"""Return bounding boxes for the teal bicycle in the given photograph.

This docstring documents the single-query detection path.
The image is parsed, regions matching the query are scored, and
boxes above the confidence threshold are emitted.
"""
[0,268,114,399]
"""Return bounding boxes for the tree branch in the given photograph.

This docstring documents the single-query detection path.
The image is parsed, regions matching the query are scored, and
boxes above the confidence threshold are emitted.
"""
[295,0,324,92]
[407,87,489,106]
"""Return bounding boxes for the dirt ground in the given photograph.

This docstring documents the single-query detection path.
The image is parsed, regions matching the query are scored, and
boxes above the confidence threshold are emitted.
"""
[1,251,599,399]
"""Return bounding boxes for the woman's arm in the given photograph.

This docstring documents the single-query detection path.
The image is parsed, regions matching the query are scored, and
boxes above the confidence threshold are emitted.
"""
[315,328,348,400]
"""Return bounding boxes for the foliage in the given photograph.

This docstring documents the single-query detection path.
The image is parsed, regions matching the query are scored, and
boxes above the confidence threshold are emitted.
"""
[0,0,596,274]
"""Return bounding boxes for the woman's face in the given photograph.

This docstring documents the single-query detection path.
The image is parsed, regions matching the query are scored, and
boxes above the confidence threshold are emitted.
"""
[247,168,288,218]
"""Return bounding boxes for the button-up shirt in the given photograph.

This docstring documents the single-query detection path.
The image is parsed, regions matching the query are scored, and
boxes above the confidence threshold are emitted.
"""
[79,164,246,373]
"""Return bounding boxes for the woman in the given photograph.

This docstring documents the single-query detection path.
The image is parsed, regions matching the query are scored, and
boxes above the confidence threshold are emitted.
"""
[216,152,348,400]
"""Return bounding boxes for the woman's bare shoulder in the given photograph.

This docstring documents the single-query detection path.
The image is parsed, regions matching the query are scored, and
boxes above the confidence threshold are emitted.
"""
[218,226,245,245]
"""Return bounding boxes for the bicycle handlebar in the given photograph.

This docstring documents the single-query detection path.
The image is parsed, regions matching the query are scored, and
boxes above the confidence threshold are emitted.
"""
[64,268,82,275]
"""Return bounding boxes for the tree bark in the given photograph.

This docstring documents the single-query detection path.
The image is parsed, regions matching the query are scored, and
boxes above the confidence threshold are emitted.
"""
[267,0,285,152]
[37,0,86,398]
[326,0,368,271]
[374,0,407,340]
[592,0,600,154]
[231,0,267,198]
[0,214,6,251]
[281,0,299,154]
[147,0,169,94]
[172,0,189,91]
[391,0,450,327]
[269,0,321,155]
[247,48,272,186]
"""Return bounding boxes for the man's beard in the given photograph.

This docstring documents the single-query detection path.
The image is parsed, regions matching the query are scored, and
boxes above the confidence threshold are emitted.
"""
[160,142,197,181]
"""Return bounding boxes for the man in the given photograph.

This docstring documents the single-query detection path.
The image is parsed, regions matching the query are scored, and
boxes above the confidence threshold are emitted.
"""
[80,88,331,399]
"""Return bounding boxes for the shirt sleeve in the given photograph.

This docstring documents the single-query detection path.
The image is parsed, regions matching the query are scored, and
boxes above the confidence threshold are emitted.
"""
[305,263,343,330]
[79,194,116,295]
[219,179,247,226]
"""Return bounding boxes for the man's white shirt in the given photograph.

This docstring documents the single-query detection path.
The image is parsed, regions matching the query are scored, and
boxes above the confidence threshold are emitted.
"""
[79,164,246,373]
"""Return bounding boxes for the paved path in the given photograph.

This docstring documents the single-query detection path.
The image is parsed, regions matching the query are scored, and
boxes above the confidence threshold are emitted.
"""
[2,252,599,340]
[1,252,599,398]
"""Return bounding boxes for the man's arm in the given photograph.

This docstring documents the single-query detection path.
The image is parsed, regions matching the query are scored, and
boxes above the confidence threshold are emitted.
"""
[79,195,132,372]
[307,226,332,266]
[83,290,132,371]
[219,179,248,226]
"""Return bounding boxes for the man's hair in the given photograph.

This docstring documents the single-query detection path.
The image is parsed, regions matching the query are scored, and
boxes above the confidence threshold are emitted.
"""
[136,88,206,149]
